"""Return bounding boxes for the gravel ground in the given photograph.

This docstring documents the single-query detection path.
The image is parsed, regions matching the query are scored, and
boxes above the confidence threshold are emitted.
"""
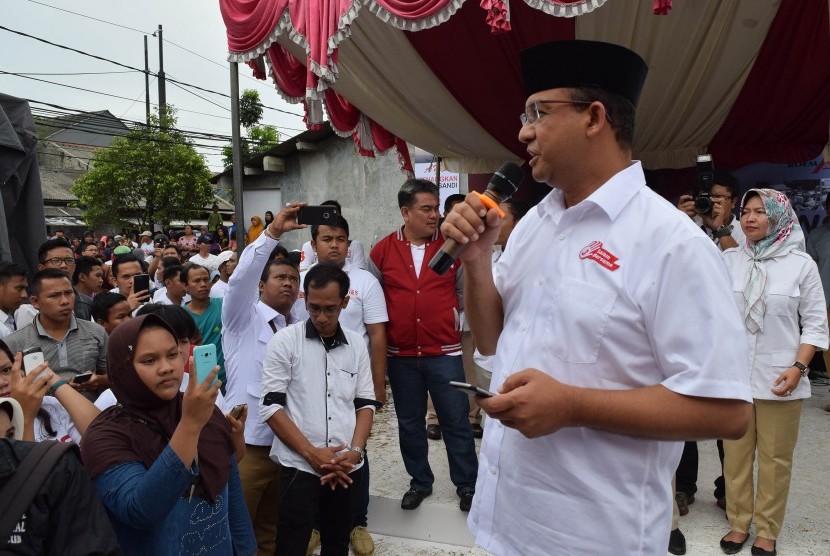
[358,381,830,555]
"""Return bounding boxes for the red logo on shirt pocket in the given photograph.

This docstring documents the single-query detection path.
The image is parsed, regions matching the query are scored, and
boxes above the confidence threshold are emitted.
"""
[579,241,620,271]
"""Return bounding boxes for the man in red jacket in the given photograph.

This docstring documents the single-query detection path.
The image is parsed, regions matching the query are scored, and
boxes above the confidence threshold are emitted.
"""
[369,179,478,512]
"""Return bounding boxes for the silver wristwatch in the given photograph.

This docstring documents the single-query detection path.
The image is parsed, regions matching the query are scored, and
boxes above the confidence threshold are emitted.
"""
[349,446,365,463]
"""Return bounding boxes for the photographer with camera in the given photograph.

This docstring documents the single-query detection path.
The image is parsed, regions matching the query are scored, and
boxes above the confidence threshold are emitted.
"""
[677,162,745,252]
[674,163,746,519]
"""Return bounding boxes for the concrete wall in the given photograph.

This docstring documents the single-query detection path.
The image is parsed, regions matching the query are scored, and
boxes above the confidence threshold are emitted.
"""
[231,135,414,253]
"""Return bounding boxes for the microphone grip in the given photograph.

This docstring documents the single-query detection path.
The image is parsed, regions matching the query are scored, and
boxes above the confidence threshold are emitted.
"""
[429,191,505,275]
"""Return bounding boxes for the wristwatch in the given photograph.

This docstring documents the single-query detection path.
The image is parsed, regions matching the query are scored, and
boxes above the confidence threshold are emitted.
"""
[712,224,733,239]
[47,379,69,397]
[349,446,366,463]
[792,361,809,377]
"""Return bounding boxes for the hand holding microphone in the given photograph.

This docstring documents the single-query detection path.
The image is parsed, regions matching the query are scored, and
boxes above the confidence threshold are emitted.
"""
[432,162,524,275]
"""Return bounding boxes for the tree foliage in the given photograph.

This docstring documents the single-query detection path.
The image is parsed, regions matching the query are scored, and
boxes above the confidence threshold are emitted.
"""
[222,89,280,169]
[72,106,214,230]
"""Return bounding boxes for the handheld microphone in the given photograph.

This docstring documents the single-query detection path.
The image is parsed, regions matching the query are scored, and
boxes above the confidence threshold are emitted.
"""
[429,162,524,275]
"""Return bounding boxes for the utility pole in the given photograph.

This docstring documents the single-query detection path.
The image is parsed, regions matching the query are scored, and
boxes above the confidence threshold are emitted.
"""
[143,35,150,124]
[155,25,167,117]
[230,62,245,256]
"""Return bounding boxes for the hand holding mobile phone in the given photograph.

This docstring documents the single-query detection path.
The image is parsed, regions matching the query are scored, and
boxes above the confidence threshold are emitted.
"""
[449,380,496,398]
[229,404,247,420]
[133,273,151,296]
[22,347,47,380]
[297,205,339,225]
[72,372,94,384]
[193,344,219,386]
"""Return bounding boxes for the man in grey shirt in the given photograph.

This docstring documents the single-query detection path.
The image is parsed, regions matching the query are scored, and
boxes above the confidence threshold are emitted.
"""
[5,269,108,400]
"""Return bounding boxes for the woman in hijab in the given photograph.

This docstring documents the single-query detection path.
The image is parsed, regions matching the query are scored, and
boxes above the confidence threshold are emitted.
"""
[719,189,827,556]
[81,314,255,555]
[247,215,265,244]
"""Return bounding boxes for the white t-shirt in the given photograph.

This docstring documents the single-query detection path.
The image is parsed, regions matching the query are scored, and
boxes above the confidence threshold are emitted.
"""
[293,261,388,346]
[35,396,81,443]
[151,287,189,306]
[299,239,366,272]
[210,279,230,299]
[140,241,155,256]
[189,253,220,272]
[469,162,753,556]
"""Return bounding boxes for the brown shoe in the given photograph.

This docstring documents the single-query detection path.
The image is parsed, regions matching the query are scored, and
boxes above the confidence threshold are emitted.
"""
[717,497,727,511]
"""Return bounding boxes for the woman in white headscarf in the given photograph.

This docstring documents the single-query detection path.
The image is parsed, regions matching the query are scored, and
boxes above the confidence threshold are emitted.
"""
[719,189,828,556]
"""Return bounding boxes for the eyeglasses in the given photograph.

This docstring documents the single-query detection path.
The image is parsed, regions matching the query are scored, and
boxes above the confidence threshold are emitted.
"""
[307,305,341,316]
[519,100,593,126]
[42,257,76,267]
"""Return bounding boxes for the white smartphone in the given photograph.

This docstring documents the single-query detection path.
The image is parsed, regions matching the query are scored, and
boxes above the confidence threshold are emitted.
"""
[22,347,47,380]
[449,380,496,398]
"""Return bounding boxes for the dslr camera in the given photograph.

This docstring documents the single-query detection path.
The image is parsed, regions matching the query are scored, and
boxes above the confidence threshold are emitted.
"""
[692,154,716,215]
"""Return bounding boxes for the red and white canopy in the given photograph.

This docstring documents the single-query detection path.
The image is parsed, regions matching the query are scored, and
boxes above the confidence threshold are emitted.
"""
[219,0,830,174]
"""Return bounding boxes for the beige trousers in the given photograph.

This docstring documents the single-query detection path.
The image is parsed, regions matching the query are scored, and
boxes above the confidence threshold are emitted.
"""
[238,444,282,556]
[723,399,803,539]
[427,332,481,426]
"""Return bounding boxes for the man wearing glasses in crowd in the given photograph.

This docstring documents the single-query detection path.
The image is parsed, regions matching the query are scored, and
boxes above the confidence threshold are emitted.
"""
[676,172,746,251]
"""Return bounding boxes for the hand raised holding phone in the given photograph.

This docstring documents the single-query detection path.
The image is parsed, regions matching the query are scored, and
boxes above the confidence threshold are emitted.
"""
[181,355,220,431]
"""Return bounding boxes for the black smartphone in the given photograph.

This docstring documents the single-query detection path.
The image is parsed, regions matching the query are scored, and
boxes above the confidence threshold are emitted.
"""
[449,380,496,398]
[72,372,93,384]
[297,205,339,225]
[229,404,247,419]
[133,273,150,296]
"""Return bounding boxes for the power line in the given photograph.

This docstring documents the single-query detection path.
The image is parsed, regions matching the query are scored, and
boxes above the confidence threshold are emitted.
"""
[0,23,305,119]
[22,0,152,35]
[8,70,135,76]
[0,25,146,74]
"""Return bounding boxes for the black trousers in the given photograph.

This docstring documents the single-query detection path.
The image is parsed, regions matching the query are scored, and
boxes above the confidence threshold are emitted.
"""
[276,466,364,556]
[675,440,727,500]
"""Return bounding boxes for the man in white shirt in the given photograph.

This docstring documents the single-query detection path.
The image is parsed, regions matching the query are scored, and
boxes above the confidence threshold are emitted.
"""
[293,215,387,554]
[262,264,378,555]
[443,40,753,556]
[189,236,220,272]
[299,200,367,272]
[138,231,154,256]
[0,262,28,339]
[675,171,747,518]
[152,265,187,306]
[677,171,747,251]
[209,250,237,299]
[222,202,305,555]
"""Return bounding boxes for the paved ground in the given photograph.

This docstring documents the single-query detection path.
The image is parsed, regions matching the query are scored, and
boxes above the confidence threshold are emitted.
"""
[357,381,830,555]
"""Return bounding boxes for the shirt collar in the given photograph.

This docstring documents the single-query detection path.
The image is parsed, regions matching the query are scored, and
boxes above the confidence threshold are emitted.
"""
[35,313,78,337]
[257,300,286,328]
[304,319,349,351]
[0,309,12,325]
[395,225,439,243]
[538,161,645,222]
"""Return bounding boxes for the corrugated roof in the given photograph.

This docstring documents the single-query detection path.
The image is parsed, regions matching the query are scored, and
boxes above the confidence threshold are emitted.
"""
[43,206,84,218]
[39,170,79,202]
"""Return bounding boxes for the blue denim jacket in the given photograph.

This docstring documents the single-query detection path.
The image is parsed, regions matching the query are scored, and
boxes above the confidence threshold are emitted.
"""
[95,445,255,555]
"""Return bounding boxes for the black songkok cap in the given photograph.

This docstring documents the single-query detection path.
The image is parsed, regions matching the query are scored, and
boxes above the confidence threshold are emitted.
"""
[520,40,649,106]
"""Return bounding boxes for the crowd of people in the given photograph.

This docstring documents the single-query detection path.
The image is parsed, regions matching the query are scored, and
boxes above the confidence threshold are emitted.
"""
[0,39,828,556]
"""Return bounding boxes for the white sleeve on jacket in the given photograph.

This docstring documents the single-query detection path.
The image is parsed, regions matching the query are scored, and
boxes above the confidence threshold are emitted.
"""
[222,232,279,332]
[349,240,367,270]
[797,257,829,349]
[260,328,294,424]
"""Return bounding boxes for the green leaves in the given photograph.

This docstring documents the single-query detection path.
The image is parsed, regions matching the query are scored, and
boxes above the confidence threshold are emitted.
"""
[71,106,214,230]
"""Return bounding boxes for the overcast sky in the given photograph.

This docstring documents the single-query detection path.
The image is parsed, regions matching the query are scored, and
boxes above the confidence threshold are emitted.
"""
[0,0,307,172]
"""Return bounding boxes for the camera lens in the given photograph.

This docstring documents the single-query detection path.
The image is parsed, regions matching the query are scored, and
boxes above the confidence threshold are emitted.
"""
[694,195,713,215]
